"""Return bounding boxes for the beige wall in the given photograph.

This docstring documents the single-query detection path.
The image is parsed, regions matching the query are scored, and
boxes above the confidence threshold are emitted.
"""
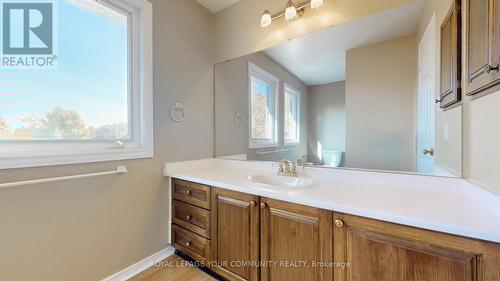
[465,93,500,195]
[215,52,308,161]
[214,0,409,63]
[461,1,500,195]
[307,81,346,164]
[417,0,462,176]
[435,107,462,175]
[0,0,214,280]
[345,35,417,172]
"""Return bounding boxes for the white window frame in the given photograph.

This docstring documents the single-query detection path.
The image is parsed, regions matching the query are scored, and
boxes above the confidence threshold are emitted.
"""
[248,62,279,149]
[0,0,153,169]
[284,83,301,146]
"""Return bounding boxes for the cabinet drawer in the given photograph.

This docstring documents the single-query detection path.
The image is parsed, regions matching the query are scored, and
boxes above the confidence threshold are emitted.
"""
[172,224,211,261]
[172,179,211,209]
[172,200,211,239]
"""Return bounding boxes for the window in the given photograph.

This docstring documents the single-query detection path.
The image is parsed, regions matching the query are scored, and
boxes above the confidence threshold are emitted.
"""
[248,62,279,149]
[0,0,153,169]
[284,84,300,145]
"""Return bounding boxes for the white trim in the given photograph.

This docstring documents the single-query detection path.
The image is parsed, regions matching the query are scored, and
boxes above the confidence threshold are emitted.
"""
[248,62,280,149]
[416,12,436,174]
[0,0,153,170]
[283,83,301,146]
[249,141,279,149]
[100,246,175,281]
[67,0,128,24]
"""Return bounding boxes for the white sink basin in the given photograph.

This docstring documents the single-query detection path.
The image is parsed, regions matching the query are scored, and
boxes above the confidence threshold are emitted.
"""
[247,174,315,188]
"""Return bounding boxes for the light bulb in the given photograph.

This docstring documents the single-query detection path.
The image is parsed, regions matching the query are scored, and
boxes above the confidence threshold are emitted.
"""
[311,0,324,9]
[285,0,297,21]
[261,10,272,27]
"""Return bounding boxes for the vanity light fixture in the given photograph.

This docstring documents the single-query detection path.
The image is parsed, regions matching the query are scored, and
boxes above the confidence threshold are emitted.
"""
[285,0,298,21]
[260,0,325,28]
[261,10,272,27]
[310,0,324,9]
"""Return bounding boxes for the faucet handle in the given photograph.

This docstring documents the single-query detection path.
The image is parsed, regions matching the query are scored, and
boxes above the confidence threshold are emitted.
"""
[283,160,291,173]
[277,161,285,175]
[291,162,298,177]
[295,155,307,168]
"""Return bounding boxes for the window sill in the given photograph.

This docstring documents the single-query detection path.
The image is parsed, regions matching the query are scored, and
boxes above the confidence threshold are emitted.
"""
[249,143,279,149]
[284,141,300,147]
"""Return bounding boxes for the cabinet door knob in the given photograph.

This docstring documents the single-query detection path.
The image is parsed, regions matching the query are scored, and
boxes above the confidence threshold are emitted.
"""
[260,202,267,209]
[486,64,499,74]
[250,201,256,207]
[186,190,192,195]
[423,148,435,156]
[185,241,191,247]
[185,215,192,221]
[471,64,500,81]
[335,220,344,228]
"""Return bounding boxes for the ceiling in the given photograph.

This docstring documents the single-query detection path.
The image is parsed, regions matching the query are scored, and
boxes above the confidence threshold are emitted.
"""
[196,0,241,13]
[264,0,427,86]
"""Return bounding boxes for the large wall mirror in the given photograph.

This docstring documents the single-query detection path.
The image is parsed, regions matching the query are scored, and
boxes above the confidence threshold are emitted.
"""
[215,0,462,177]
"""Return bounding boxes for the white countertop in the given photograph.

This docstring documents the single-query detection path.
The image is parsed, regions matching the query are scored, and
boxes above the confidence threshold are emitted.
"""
[164,158,500,244]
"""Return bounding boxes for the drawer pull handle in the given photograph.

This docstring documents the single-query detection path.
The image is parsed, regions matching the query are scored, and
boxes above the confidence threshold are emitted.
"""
[185,241,191,247]
[186,190,192,195]
[260,202,267,209]
[185,215,192,221]
[250,201,256,207]
[335,220,344,228]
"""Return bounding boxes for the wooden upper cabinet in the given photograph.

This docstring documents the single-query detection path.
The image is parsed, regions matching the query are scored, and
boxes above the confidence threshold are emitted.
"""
[333,213,500,281]
[466,0,500,96]
[211,188,260,281]
[260,198,332,281]
[440,0,462,108]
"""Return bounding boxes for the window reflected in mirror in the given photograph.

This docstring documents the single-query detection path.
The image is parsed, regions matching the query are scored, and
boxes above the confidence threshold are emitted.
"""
[215,0,462,178]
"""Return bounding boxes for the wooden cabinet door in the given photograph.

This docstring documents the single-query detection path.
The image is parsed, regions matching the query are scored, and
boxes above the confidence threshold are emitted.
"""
[260,198,332,281]
[494,0,500,89]
[466,0,500,96]
[440,0,461,108]
[211,188,259,281]
[333,213,486,281]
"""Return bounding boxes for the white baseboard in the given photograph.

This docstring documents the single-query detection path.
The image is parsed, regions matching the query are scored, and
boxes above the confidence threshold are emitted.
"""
[101,246,175,281]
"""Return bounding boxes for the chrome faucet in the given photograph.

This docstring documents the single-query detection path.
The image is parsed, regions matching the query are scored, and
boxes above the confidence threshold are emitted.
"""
[295,154,307,169]
[277,160,285,175]
[278,160,298,177]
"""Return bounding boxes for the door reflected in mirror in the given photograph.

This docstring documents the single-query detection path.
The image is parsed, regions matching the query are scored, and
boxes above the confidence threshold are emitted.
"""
[215,0,462,177]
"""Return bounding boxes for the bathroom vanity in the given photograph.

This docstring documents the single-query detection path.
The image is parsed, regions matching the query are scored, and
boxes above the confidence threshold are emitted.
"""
[170,2,500,277]
[165,159,500,281]
[161,0,500,279]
